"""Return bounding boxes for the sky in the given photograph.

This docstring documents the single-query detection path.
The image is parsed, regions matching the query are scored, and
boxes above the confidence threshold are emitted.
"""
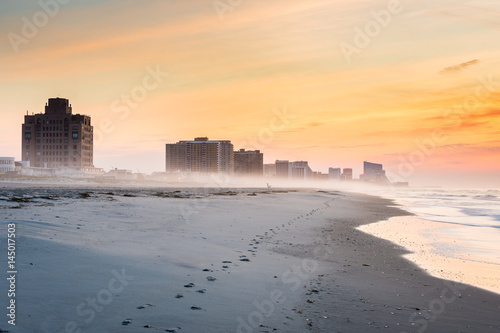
[1,0,499,187]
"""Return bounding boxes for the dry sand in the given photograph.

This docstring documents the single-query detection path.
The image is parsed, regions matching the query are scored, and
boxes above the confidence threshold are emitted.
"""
[0,186,499,332]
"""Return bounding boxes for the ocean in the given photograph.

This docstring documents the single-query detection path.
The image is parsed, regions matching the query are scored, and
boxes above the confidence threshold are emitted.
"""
[372,187,500,266]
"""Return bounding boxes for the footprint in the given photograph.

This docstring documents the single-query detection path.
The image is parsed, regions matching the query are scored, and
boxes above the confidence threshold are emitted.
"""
[184,283,195,288]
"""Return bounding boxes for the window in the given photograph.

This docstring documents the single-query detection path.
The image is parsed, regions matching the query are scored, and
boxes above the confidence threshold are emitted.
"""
[26,152,29,156]
[25,133,31,139]
[72,133,78,138]
[64,151,68,156]
[37,139,40,143]
[37,145,40,149]
[64,119,69,125]
[64,139,68,143]
[26,145,30,149]
[73,145,77,149]
[26,126,31,130]
[72,126,78,130]
[37,133,40,137]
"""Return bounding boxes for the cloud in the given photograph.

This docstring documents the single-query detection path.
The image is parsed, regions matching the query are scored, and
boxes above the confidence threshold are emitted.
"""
[329,143,385,150]
[440,59,480,74]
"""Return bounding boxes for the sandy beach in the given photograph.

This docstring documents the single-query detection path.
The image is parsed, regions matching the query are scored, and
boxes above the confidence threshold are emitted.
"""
[1,185,499,332]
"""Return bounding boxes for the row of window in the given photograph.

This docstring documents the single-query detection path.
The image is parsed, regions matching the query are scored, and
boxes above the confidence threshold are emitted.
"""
[26,145,78,150]
[37,157,78,162]
[25,132,78,139]
[0,160,14,165]
[36,119,69,125]
[26,151,78,156]
[25,139,80,144]
[28,126,80,131]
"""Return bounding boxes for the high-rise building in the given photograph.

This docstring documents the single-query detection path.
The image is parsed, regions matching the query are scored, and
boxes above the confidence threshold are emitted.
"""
[165,137,234,174]
[264,164,276,177]
[341,168,353,181]
[363,161,389,183]
[234,149,263,176]
[21,98,93,168]
[275,160,291,178]
[291,161,313,179]
[328,167,341,180]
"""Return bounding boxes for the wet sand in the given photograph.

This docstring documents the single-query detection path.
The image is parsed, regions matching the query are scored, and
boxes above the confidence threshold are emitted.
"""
[0,187,499,332]
[297,193,500,332]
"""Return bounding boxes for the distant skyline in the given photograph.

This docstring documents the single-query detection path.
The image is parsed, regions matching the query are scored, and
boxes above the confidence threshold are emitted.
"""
[1,0,499,187]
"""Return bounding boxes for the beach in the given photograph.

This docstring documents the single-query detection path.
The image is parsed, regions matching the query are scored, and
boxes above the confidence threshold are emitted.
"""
[1,184,499,332]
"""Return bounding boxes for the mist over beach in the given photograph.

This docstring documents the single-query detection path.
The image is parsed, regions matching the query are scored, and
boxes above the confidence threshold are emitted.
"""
[2,0,500,332]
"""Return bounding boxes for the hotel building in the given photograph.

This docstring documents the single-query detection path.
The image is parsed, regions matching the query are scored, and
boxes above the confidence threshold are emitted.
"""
[165,137,234,174]
[234,149,263,176]
[21,98,93,168]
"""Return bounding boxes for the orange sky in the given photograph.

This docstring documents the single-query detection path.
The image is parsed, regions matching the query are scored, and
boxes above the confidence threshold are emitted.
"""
[1,0,499,186]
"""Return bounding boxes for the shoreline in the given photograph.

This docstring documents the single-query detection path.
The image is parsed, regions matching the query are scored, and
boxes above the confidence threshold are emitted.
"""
[358,216,500,296]
[1,188,499,332]
[301,193,500,332]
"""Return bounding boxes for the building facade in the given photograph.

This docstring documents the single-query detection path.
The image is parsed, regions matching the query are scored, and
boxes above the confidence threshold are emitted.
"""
[264,164,276,177]
[234,149,263,176]
[275,160,291,178]
[165,137,234,174]
[342,168,353,181]
[328,167,341,180]
[21,98,93,168]
[0,157,15,174]
[362,161,389,183]
[291,161,313,179]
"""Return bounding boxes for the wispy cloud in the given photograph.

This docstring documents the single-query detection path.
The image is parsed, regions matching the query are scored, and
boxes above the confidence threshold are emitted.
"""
[440,59,480,74]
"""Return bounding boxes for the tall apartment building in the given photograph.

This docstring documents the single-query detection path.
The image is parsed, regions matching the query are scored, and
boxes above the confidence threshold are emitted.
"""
[264,164,277,177]
[275,160,291,178]
[234,149,263,176]
[291,161,313,179]
[362,161,389,183]
[165,137,234,174]
[21,98,93,168]
[328,167,341,180]
[342,168,353,181]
